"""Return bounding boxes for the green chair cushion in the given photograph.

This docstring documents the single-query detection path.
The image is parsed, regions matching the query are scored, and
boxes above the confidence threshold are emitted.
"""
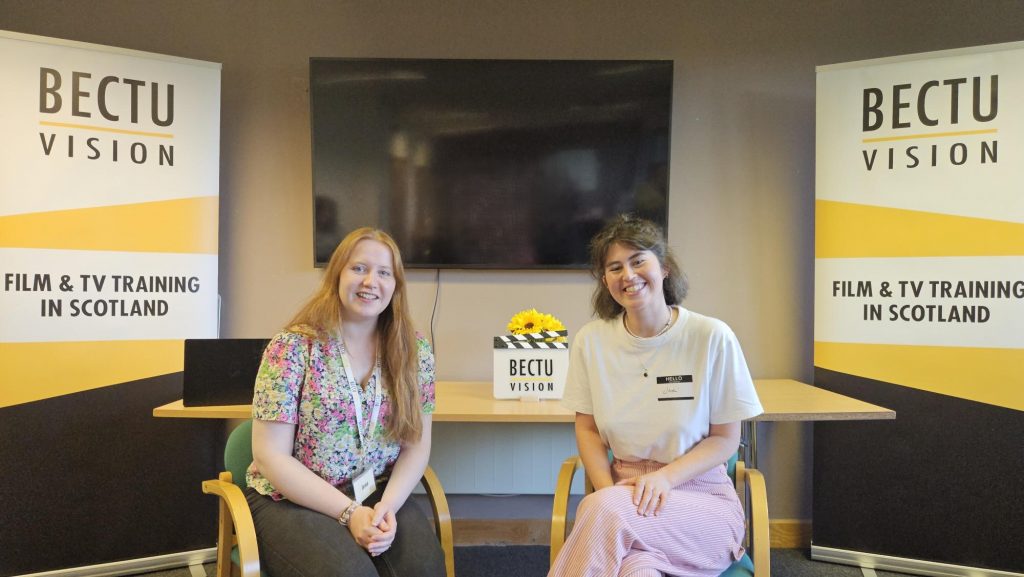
[726,451,738,480]
[226,421,266,576]
[720,552,755,577]
[230,545,269,577]
[224,420,254,490]
[721,452,751,576]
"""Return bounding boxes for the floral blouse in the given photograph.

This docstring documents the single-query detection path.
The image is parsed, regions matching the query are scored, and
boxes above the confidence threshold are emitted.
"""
[246,330,436,500]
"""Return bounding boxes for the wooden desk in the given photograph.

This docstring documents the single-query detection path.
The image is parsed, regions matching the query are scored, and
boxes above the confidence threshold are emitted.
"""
[151,381,572,421]
[422,380,893,470]
[746,379,894,422]
[153,379,894,424]
[154,379,893,470]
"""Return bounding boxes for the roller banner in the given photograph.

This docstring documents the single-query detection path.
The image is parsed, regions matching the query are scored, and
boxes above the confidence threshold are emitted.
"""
[0,30,222,576]
[814,41,1023,574]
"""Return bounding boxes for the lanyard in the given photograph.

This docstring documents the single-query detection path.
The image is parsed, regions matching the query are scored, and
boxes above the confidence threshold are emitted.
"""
[338,341,383,450]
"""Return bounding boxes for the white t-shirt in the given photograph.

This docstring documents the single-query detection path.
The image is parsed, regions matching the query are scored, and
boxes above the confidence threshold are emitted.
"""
[561,306,763,463]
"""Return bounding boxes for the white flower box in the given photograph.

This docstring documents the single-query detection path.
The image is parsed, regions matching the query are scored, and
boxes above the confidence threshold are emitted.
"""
[492,331,569,399]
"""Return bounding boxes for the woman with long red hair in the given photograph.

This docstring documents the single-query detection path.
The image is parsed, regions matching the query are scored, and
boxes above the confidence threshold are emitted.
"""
[245,227,444,577]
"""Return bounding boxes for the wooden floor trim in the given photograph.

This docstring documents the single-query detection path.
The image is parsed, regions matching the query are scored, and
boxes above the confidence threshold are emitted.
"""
[453,519,550,546]
[768,518,811,548]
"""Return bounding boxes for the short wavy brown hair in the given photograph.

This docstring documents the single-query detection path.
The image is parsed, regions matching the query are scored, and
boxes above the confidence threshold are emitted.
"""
[589,215,688,320]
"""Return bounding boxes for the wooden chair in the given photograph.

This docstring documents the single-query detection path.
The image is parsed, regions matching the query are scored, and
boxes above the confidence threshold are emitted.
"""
[201,420,455,577]
[550,453,770,577]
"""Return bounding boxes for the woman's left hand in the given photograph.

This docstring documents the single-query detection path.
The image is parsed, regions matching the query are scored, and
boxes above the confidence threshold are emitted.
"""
[367,502,398,556]
[616,469,673,516]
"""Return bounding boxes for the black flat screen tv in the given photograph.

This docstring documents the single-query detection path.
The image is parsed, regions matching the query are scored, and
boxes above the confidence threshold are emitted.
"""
[310,58,673,269]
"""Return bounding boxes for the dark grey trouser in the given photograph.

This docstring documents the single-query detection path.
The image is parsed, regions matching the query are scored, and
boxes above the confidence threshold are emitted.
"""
[245,487,446,577]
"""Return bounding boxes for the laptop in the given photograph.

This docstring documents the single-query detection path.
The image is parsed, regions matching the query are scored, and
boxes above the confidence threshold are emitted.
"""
[182,338,270,406]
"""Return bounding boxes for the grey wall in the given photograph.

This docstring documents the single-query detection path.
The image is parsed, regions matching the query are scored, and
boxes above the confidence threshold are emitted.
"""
[4,0,1022,519]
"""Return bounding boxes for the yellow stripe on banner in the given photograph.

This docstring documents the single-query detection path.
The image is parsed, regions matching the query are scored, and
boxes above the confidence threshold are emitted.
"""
[814,341,1024,411]
[815,200,1024,258]
[39,120,174,139]
[0,340,183,409]
[0,196,218,254]
[861,128,998,143]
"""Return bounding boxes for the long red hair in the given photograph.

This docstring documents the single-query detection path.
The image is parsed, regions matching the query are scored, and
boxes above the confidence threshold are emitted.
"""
[287,227,422,442]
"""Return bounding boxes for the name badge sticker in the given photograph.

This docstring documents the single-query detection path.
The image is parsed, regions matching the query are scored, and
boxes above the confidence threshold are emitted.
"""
[352,468,376,503]
[656,374,694,401]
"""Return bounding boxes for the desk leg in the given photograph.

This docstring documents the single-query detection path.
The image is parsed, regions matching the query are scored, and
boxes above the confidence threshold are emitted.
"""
[741,420,758,469]
[739,420,758,552]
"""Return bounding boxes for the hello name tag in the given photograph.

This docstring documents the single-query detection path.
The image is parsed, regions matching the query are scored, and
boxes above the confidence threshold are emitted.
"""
[656,374,694,401]
[352,468,376,503]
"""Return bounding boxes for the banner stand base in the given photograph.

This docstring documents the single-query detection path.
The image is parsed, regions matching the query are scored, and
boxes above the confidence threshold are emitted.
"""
[14,548,217,577]
[811,545,1022,577]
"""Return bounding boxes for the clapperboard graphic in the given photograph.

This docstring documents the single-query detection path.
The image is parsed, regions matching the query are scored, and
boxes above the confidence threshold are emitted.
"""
[492,330,570,399]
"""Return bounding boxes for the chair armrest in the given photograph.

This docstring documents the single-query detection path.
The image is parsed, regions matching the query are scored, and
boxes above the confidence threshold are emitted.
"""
[743,467,771,577]
[550,456,584,566]
[202,472,261,577]
[420,466,455,577]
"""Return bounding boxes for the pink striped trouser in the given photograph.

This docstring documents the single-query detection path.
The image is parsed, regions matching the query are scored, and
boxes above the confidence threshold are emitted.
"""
[548,459,745,577]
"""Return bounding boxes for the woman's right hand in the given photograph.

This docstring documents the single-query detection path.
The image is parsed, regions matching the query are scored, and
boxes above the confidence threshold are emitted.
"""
[346,506,384,550]
[616,468,674,516]
[366,503,398,556]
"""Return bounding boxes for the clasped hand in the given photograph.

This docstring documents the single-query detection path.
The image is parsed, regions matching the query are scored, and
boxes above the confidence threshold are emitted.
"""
[347,503,397,556]
[615,469,673,516]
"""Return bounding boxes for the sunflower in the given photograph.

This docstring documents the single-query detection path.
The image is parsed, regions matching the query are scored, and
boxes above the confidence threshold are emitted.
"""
[507,308,566,340]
